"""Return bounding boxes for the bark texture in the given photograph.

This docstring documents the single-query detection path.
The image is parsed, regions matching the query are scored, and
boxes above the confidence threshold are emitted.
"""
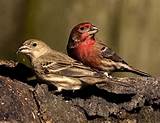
[0,59,159,123]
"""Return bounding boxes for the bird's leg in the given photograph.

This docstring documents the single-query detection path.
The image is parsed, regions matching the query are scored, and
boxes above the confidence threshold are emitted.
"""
[104,72,112,78]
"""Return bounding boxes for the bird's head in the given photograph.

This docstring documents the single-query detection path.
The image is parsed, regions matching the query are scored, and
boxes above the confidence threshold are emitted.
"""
[17,39,51,59]
[68,22,99,48]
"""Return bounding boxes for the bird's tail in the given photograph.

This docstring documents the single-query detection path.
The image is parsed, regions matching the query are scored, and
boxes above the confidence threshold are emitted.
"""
[127,66,151,77]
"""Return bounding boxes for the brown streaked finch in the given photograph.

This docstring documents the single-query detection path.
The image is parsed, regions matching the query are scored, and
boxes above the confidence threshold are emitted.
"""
[67,22,151,77]
[17,39,127,92]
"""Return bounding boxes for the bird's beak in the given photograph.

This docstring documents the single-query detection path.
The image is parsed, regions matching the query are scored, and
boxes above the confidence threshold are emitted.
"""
[17,45,31,54]
[88,26,99,35]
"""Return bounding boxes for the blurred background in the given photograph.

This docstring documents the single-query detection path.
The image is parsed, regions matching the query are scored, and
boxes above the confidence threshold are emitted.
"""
[0,0,160,75]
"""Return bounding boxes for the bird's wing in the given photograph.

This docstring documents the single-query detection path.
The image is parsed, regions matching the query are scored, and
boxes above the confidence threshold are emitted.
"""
[36,54,97,78]
[97,41,128,64]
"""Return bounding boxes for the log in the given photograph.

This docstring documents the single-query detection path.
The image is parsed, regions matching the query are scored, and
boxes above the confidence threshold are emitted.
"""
[0,59,159,123]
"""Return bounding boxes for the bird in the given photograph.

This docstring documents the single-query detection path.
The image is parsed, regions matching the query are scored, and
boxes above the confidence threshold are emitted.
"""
[17,39,124,92]
[67,22,151,77]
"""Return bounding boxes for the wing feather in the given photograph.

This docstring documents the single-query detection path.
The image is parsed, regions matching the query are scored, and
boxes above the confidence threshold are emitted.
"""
[96,41,128,64]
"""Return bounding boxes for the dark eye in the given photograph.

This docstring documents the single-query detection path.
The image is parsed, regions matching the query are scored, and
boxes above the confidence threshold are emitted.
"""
[32,43,37,47]
[80,27,85,31]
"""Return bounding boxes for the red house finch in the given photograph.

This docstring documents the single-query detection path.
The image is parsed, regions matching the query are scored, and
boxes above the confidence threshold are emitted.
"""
[17,39,125,91]
[67,22,151,77]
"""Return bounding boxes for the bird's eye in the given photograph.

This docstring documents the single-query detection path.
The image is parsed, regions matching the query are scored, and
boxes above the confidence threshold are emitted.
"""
[80,27,85,31]
[32,43,37,47]
[79,26,90,32]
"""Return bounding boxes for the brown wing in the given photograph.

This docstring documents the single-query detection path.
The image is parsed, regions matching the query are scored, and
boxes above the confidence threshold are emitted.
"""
[96,41,128,64]
[35,54,98,78]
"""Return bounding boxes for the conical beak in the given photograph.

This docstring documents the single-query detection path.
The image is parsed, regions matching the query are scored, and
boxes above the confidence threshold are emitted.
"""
[88,26,99,35]
[17,45,31,54]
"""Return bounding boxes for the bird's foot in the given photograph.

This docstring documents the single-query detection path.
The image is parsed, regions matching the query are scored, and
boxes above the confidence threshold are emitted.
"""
[104,72,112,78]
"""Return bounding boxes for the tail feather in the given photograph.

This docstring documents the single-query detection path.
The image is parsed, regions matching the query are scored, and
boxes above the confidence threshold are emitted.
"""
[127,67,151,77]
[116,62,151,77]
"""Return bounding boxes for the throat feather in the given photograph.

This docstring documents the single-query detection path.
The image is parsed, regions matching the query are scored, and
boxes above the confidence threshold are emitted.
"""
[77,39,95,58]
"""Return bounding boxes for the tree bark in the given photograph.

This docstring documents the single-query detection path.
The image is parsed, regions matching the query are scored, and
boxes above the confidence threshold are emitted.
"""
[0,59,159,123]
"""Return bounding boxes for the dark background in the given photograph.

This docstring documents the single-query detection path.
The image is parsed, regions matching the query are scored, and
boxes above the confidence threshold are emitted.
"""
[0,0,159,75]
